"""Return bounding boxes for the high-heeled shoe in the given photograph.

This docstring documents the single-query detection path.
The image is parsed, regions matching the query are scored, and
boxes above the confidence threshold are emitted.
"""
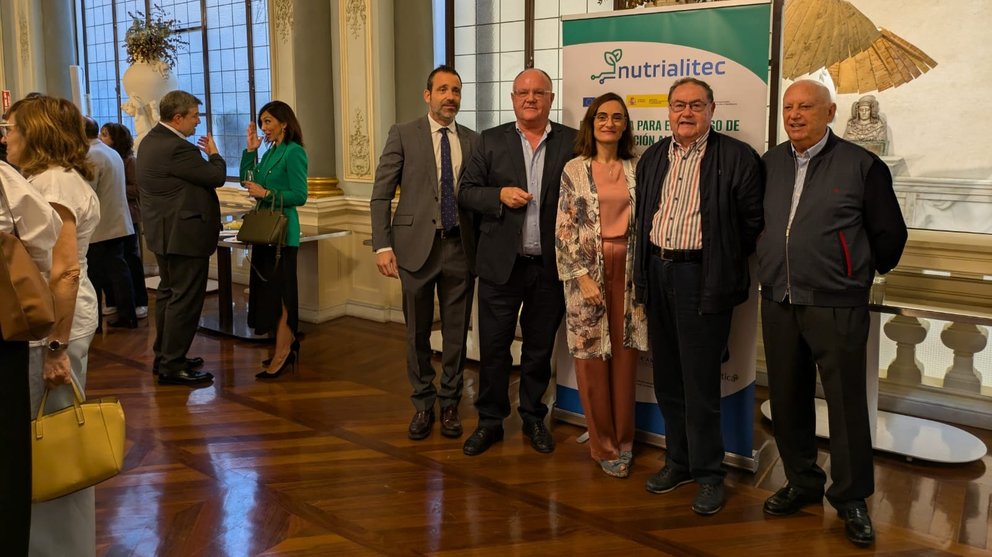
[255,351,296,379]
[262,339,300,367]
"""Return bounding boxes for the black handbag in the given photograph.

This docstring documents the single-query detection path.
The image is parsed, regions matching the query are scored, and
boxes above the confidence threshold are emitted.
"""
[236,192,287,246]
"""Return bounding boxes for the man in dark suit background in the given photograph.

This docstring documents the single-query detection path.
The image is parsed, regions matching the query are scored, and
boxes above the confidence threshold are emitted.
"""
[137,90,227,386]
[458,68,577,456]
[370,65,480,440]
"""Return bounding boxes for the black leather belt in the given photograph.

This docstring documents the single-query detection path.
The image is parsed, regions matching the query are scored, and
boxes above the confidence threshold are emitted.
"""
[651,245,703,263]
[438,226,460,239]
[517,253,542,264]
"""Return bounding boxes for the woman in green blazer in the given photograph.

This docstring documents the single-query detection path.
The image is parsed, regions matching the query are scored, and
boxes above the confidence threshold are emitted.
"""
[241,100,309,378]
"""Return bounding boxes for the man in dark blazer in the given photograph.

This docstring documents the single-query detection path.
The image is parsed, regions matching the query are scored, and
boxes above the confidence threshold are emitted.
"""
[137,90,227,386]
[370,65,480,440]
[458,68,577,456]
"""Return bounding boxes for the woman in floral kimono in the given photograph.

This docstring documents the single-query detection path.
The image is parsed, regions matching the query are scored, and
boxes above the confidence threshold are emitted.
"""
[555,93,647,478]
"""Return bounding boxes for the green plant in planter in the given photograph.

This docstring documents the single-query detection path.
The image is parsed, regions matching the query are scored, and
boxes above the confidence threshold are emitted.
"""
[124,4,189,68]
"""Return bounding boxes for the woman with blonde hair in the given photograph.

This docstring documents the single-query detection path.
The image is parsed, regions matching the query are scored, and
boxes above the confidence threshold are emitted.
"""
[556,92,647,478]
[3,95,101,556]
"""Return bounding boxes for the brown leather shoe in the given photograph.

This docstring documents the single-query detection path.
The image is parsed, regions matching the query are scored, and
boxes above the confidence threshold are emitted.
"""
[440,405,463,438]
[408,408,435,440]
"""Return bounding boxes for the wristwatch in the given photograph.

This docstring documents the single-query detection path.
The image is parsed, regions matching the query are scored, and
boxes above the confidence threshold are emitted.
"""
[47,339,68,352]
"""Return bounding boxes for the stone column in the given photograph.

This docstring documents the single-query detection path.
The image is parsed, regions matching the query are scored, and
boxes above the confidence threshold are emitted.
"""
[269,0,341,198]
[40,0,76,99]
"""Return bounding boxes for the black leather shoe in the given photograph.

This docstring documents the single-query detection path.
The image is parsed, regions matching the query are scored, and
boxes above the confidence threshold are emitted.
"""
[840,502,874,546]
[108,318,138,329]
[440,405,463,438]
[692,482,725,515]
[522,420,555,453]
[153,357,205,375]
[763,485,824,516]
[408,409,435,440]
[158,368,214,386]
[645,466,693,494]
[462,426,504,456]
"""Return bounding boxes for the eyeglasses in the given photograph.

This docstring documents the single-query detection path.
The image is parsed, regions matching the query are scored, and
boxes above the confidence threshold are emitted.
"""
[594,113,626,125]
[669,101,710,113]
[512,89,549,99]
[0,122,14,137]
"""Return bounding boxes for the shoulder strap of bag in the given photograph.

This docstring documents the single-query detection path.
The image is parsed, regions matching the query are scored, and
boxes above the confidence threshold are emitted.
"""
[0,174,22,240]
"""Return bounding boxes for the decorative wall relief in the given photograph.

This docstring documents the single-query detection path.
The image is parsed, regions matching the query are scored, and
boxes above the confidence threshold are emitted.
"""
[349,109,371,177]
[338,0,374,183]
[272,0,294,44]
[345,0,367,39]
[18,12,30,66]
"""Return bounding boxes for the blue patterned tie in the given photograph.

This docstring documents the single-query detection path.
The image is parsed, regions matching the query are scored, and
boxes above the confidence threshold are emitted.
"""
[439,127,456,231]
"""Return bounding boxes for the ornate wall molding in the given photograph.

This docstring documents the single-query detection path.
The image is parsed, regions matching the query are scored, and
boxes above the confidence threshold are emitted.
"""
[338,0,374,183]
[345,0,367,39]
[18,13,30,66]
[271,0,294,44]
[348,109,371,177]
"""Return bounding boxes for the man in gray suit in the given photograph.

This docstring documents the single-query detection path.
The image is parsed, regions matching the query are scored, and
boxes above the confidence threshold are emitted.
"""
[137,90,226,386]
[370,65,480,440]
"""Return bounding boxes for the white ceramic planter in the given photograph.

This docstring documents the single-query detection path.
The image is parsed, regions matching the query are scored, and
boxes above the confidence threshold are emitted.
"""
[121,60,178,148]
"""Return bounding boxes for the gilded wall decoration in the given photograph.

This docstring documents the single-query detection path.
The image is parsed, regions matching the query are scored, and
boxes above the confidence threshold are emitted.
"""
[346,0,366,39]
[349,109,371,178]
[338,0,374,183]
[19,13,30,65]
[272,0,294,44]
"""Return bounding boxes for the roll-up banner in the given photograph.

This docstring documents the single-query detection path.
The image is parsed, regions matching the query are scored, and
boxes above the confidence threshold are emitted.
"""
[555,0,771,470]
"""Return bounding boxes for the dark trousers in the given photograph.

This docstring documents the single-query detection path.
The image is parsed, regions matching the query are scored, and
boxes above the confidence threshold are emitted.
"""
[0,339,30,554]
[153,253,210,374]
[124,230,148,307]
[88,236,137,321]
[762,300,874,510]
[646,257,731,485]
[475,256,565,428]
[398,232,474,412]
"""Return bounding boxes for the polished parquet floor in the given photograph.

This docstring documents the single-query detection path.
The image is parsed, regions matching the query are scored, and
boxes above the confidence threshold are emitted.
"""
[86,300,992,556]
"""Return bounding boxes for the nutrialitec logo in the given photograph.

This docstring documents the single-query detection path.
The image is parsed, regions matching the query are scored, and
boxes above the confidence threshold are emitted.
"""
[590,47,728,84]
[590,49,623,84]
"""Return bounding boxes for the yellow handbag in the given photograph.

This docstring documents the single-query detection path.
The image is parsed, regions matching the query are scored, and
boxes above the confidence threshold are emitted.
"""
[31,377,126,502]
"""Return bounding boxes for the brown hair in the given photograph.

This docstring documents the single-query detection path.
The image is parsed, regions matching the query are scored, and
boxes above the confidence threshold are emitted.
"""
[7,96,94,181]
[573,92,635,159]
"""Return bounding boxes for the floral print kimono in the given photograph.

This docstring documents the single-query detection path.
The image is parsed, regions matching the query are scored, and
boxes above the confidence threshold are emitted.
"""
[555,156,648,359]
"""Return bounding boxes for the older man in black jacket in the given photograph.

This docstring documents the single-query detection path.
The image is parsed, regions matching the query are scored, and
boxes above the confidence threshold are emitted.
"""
[757,79,907,547]
[633,78,763,516]
[137,90,226,386]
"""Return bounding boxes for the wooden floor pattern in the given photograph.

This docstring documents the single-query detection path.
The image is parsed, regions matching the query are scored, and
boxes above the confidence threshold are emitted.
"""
[86,306,992,556]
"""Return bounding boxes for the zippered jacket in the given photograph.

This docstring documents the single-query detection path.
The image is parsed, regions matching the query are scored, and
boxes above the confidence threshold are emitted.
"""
[756,130,907,307]
[633,131,764,313]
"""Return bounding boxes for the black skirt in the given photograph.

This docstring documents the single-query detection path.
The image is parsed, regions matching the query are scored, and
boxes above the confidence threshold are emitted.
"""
[0,339,31,553]
[247,245,299,335]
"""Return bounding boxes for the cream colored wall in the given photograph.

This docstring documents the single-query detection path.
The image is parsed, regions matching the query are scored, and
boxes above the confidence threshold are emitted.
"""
[833,0,992,181]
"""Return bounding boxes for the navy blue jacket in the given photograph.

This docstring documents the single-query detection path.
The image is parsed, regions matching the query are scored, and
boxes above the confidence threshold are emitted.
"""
[756,130,907,307]
[633,131,764,313]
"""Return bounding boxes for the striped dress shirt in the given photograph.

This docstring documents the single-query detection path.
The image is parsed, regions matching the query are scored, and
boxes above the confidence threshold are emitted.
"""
[650,131,709,250]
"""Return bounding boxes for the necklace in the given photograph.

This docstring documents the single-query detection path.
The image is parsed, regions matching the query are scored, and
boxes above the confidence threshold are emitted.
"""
[595,159,621,180]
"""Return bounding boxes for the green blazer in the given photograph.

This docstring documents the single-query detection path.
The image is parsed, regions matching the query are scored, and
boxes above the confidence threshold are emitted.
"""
[240,141,309,247]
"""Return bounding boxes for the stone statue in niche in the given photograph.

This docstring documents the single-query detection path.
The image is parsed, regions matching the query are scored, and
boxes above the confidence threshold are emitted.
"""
[844,95,888,155]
